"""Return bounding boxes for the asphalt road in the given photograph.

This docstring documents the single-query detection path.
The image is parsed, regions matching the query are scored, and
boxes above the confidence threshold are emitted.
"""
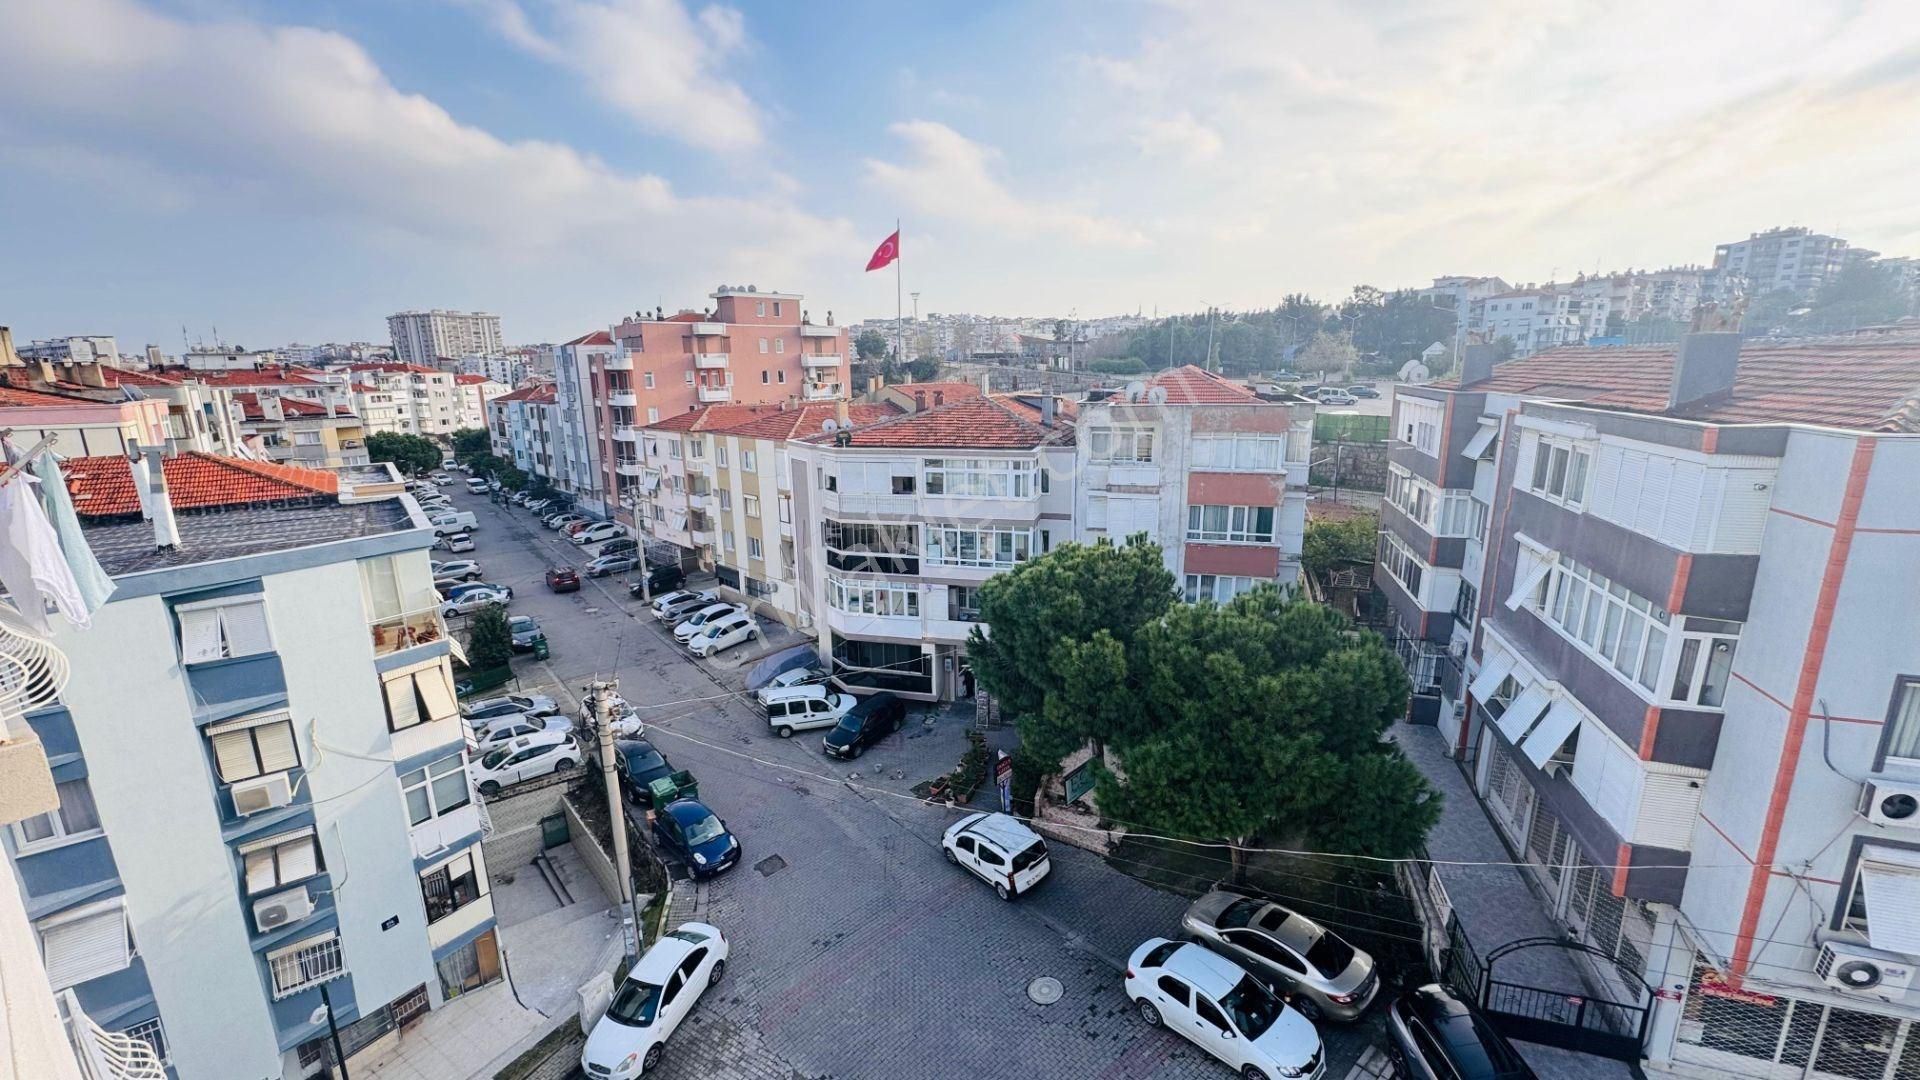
[444,485,1382,1080]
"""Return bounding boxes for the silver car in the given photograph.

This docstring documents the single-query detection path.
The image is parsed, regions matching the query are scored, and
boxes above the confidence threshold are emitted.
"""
[1180,889,1378,1023]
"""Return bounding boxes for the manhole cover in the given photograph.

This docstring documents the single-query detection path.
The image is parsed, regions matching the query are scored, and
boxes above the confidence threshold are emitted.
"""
[1027,977,1064,1005]
[754,854,787,877]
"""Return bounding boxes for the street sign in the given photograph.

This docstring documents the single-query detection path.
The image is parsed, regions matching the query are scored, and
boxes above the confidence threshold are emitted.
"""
[995,751,1012,783]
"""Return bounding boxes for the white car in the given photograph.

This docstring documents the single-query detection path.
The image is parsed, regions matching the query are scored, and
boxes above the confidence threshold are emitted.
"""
[1124,938,1325,1080]
[429,472,454,485]
[435,532,475,553]
[1314,388,1357,406]
[427,510,479,536]
[462,694,560,721]
[442,585,511,617]
[431,559,482,581]
[548,513,587,531]
[942,812,1051,901]
[651,590,716,621]
[672,603,742,643]
[586,553,641,577]
[764,687,857,738]
[580,923,730,1078]
[754,666,826,705]
[470,714,573,749]
[465,477,490,493]
[572,522,626,546]
[467,730,578,795]
[687,611,758,658]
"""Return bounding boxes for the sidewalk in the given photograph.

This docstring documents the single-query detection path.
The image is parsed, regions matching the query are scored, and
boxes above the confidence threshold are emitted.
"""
[1391,721,1634,1080]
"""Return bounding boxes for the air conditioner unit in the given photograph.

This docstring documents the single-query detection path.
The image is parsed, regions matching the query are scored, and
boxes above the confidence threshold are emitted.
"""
[252,887,313,933]
[231,773,293,816]
[1862,781,1920,829]
[1816,941,1916,998]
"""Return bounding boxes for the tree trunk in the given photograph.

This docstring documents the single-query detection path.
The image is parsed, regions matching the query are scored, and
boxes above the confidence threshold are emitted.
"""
[1228,839,1250,886]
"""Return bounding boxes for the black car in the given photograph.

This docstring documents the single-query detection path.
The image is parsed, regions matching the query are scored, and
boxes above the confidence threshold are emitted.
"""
[628,564,686,598]
[1347,385,1382,399]
[1386,984,1537,1080]
[821,692,906,760]
[649,798,740,880]
[614,739,675,807]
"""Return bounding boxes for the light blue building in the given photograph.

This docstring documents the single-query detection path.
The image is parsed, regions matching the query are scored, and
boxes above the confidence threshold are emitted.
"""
[8,454,499,1078]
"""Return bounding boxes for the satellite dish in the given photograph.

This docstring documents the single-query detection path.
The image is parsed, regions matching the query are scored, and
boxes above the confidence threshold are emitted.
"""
[1123,381,1147,403]
[309,1005,330,1027]
[821,419,840,432]
[1146,386,1169,405]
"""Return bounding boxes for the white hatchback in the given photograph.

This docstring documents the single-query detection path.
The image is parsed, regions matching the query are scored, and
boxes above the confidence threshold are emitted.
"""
[942,812,1051,900]
[467,730,577,795]
[580,923,730,1078]
[687,611,758,658]
[672,603,741,643]
[1125,937,1325,1080]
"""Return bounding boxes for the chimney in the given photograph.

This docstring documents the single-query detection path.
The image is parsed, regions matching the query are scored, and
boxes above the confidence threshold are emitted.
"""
[1459,341,1499,387]
[76,362,108,389]
[0,327,17,367]
[129,443,180,549]
[1668,331,1741,413]
[978,371,992,395]
[835,398,850,427]
[1041,394,1057,427]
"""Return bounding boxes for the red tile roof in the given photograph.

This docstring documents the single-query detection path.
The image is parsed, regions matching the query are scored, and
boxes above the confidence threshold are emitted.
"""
[0,385,105,408]
[229,393,353,420]
[453,373,491,385]
[647,404,782,432]
[803,395,1074,449]
[1147,365,1260,404]
[177,367,327,388]
[100,368,184,388]
[719,402,903,440]
[664,312,707,323]
[492,384,555,404]
[994,393,1078,423]
[1436,336,1920,431]
[565,330,615,346]
[62,452,339,517]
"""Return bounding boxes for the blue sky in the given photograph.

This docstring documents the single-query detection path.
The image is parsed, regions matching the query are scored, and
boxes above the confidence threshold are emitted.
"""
[4,0,1920,351]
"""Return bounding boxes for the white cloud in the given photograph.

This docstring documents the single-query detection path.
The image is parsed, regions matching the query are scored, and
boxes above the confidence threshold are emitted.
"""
[863,121,1148,248]
[1132,113,1223,160]
[0,0,845,267]
[463,0,762,152]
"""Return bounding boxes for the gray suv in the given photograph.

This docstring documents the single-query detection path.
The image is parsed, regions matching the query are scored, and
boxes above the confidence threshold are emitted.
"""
[1180,889,1379,1022]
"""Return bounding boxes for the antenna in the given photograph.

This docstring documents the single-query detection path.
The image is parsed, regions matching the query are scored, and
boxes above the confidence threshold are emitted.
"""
[1146,385,1168,405]
[821,419,839,433]
[1123,380,1147,403]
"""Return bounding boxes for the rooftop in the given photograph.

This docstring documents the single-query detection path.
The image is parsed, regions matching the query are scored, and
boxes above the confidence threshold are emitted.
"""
[453,374,492,385]
[230,393,356,420]
[492,384,555,404]
[801,394,1074,450]
[1146,364,1261,405]
[564,330,615,347]
[1437,335,1920,431]
[0,385,110,409]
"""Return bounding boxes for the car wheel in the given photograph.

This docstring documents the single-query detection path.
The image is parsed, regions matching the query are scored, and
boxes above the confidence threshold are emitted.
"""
[710,959,726,986]
[1136,999,1162,1027]
[479,781,500,796]
[641,1043,662,1072]
[1292,995,1323,1023]
[943,845,958,863]
[891,714,903,733]
[848,743,863,759]
[777,726,794,739]
[1241,1068,1269,1080]
[994,881,1012,901]
[556,758,575,771]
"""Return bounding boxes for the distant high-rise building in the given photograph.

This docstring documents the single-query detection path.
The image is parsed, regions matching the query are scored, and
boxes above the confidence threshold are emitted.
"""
[386,310,504,367]
[17,335,121,368]
[1712,226,1851,297]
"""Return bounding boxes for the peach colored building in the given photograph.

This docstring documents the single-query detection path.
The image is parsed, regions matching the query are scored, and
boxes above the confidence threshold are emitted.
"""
[601,287,848,525]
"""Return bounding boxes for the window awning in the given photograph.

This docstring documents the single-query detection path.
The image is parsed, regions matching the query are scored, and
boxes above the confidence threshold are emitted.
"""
[1461,423,1499,462]
[1495,682,1554,744]
[1506,544,1557,610]
[1468,647,1518,703]
[1860,847,1920,955]
[1521,696,1585,768]
[446,634,469,667]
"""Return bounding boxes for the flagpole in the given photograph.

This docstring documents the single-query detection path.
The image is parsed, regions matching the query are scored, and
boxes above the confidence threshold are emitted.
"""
[894,218,904,374]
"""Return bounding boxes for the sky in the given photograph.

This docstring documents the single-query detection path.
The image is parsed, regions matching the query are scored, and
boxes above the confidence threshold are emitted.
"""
[4,0,1920,350]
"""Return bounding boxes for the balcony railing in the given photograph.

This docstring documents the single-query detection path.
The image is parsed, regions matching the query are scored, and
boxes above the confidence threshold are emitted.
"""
[603,354,634,371]
[691,322,726,336]
[369,605,447,657]
[0,601,71,714]
[803,382,840,400]
[60,991,166,1080]
[697,385,732,403]
[608,390,638,407]
[693,352,729,369]
[802,352,842,368]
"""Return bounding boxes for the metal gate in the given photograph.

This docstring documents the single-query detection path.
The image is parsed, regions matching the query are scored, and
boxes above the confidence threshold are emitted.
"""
[1480,938,1652,1062]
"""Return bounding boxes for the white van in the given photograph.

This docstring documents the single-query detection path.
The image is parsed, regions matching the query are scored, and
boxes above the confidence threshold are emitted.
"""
[941,812,1051,901]
[764,688,857,738]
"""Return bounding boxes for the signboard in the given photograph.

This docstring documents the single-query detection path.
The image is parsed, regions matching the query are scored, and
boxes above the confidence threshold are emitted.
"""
[381,915,400,932]
[1062,761,1096,805]
[996,751,1012,813]
[1698,969,1776,1006]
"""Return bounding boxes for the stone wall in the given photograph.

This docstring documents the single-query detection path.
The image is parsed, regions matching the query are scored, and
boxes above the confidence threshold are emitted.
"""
[1309,438,1389,491]
[479,778,569,875]
[564,797,619,906]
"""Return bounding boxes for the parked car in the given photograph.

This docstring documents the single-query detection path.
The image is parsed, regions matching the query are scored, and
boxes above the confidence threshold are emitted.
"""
[441,580,509,602]
[596,537,640,558]
[821,692,905,760]
[1346,385,1381,399]
[629,564,686,597]
[1314,387,1357,406]
[435,531,475,553]
[427,510,479,536]
[651,799,740,879]
[1125,938,1324,1080]
[462,694,559,721]
[573,522,626,546]
[548,513,587,531]
[614,739,676,804]
[545,567,581,593]
[509,490,530,505]
[942,812,1051,901]
[470,714,573,749]
[579,922,730,1078]
[563,519,595,537]
[1180,890,1379,1023]
[672,603,742,642]
[651,590,717,622]
[763,687,857,738]
[442,585,511,617]
[431,559,482,582]
[428,472,453,485]
[754,665,826,705]
[467,730,578,795]
[586,553,641,577]
[508,615,546,652]
[1386,984,1537,1080]
[465,477,490,493]
[526,497,554,514]
[688,612,759,658]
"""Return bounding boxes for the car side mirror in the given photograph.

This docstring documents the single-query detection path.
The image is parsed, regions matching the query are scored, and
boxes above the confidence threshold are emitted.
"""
[1220,1029,1234,1040]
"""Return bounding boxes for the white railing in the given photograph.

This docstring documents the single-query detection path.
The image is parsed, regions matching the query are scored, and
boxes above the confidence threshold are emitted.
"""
[0,602,71,716]
[60,991,167,1080]
[269,936,346,999]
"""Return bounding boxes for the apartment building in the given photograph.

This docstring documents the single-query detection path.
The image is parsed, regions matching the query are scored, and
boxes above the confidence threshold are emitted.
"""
[17,335,121,367]
[386,310,503,368]
[487,384,557,477]
[229,393,370,468]
[181,346,282,372]
[451,374,510,433]
[8,452,497,1079]
[602,287,850,525]
[1713,226,1853,297]
[1379,333,1920,1078]
[445,355,525,388]
[348,364,461,437]
[1473,289,1608,356]
[1420,275,1512,339]
[347,378,412,436]
[548,334,608,516]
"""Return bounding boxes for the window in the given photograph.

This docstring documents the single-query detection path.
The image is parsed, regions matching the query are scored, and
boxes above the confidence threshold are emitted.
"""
[923,525,1034,568]
[38,898,131,989]
[948,585,983,621]
[777,370,786,383]
[647,407,660,423]
[722,532,735,553]
[1454,580,1478,630]
[1887,681,1920,763]
[743,494,760,518]
[758,338,769,354]
[1667,621,1740,708]
[747,537,763,561]
[1186,504,1276,544]
[1195,997,1231,1034]
[1192,435,1282,472]
[420,851,483,923]
[1378,532,1426,597]
[717,445,728,467]
[1526,435,1592,507]
[208,712,300,783]
[1533,557,1674,697]
[242,828,321,894]
[1397,398,1442,456]
[1087,428,1155,463]
[684,371,694,385]
[12,777,103,850]
[268,933,345,998]
[774,338,784,353]
[778,497,792,523]
[643,372,655,389]
[401,753,470,825]
[718,488,731,511]
[1156,975,1192,1008]
[760,370,770,384]
[1185,574,1260,604]
[175,596,273,663]
[773,301,782,317]
[829,577,921,617]
[742,450,757,471]
[922,457,1037,497]
[382,660,459,732]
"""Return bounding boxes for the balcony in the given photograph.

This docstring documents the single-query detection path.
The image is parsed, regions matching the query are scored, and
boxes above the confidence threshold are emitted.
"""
[697,385,732,403]
[691,322,726,336]
[687,490,712,511]
[802,352,842,369]
[59,991,166,1079]
[800,324,839,338]
[693,352,729,369]
[803,382,841,401]
[608,390,639,408]
[370,605,447,657]
[614,458,646,477]
[612,425,641,442]
[603,354,633,371]
[690,525,715,547]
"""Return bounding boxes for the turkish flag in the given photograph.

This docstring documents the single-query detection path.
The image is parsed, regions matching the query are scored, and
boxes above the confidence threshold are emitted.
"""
[865,230,900,272]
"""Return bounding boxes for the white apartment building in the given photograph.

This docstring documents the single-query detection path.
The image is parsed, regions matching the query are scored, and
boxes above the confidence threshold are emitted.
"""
[1712,226,1854,297]
[452,374,510,433]
[447,355,525,388]
[487,384,556,477]
[1474,288,1608,356]
[16,335,121,368]
[386,311,504,369]
[548,334,609,517]
[349,364,461,437]
[181,346,282,372]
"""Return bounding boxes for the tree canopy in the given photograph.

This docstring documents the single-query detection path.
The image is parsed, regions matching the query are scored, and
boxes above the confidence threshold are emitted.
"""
[465,605,514,672]
[1301,515,1379,579]
[450,428,491,461]
[1110,287,1457,376]
[854,329,889,360]
[366,432,443,476]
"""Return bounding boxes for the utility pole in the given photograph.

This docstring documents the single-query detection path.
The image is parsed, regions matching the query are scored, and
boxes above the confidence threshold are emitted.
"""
[592,679,638,961]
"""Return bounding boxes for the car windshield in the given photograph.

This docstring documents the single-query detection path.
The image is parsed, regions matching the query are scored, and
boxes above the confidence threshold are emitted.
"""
[627,751,667,777]
[1011,841,1048,873]
[604,979,664,1027]
[683,813,725,846]
[1217,897,1264,930]
[510,618,536,631]
[1305,931,1355,977]
[1219,976,1283,1040]
[480,747,510,769]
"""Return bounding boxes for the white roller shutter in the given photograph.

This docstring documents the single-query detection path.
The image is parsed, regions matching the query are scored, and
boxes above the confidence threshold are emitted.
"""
[1506,545,1555,610]
[1086,496,1109,530]
[1460,424,1497,462]
[177,608,223,663]
[1661,462,1705,548]
[1588,446,1622,522]
[212,731,260,781]
[1635,774,1704,850]
[383,672,420,730]
[253,722,300,774]
[1468,648,1518,702]
[1860,847,1920,955]
[415,663,459,724]
[40,900,130,989]
[1635,457,1672,537]
[1513,434,1537,489]
[217,600,273,657]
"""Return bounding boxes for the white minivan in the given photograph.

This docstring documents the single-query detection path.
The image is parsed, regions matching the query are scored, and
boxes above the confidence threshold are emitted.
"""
[941,812,1051,901]
[763,687,857,738]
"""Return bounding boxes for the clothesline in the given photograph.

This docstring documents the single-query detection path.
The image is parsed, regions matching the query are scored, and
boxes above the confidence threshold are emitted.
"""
[0,431,58,492]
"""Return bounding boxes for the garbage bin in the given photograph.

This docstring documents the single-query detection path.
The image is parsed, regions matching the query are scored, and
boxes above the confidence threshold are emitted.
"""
[533,638,550,660]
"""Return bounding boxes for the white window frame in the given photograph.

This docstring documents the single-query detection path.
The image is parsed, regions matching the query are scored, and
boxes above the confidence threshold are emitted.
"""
[642,372,655,389]
[743,494,760,519]
[241,827,321,895]
[382,659,459,733]
[1525,434,1593,508]
[267,932,345,998]
[1532,556,1679,701]
[207,711,300,783]
[1184,574,1261,604]
[717,444,728,467]
[747,536,763,560]
[828,577,921,618]
[758,338,769,354]
[1886,680,1920,765]
[1087,428,1156,463]
[11,777,104,853]
[922,457,1037,498]
[175,596,273,664]
[1397,398,1442,457]
[401,753,471,827]
[1191,435,1282,472]
[1185,504,1277,545]
[774,338,784,353]
[923,525,1034,568]
[1379,530,1427,599]
[1664,622,1740,709]
[741,449,757,471]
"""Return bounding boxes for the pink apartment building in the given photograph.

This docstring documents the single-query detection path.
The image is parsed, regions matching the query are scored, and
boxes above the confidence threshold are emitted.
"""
[599,287,848,526]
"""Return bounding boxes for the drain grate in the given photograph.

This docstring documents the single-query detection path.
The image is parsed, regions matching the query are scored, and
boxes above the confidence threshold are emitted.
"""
[754,854,787,877]
[1027,976,1064,1005]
